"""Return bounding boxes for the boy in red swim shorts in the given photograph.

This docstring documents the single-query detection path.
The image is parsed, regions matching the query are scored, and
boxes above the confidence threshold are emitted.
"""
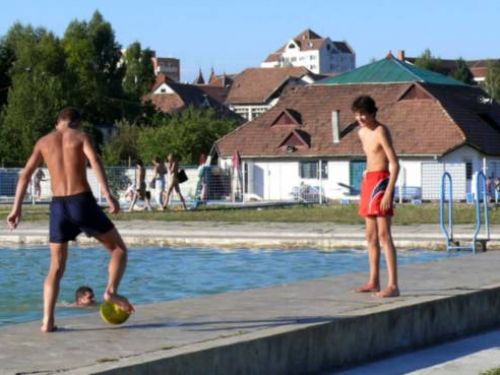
[352,96,400,298]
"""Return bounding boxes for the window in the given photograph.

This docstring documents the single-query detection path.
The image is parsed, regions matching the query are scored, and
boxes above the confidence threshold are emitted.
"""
[299,160,328,179]
[466,161,473,180]
[288,43,296,49]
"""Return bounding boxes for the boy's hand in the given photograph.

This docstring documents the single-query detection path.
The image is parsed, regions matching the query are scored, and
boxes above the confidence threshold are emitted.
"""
[380,192,392,212]
[7,208,21,230]
[106,195,120,214]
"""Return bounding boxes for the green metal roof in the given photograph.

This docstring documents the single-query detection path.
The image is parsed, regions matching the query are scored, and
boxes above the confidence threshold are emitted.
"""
[319,55,468,86]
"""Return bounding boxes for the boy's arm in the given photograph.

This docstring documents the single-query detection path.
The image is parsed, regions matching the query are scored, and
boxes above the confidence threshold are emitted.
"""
[82,135,119,214]
[7,142,43,229]
[379,126,400,210]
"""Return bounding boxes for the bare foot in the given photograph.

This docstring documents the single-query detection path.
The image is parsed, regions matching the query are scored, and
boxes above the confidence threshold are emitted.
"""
[104,292,135,314]
[41,321,58,333]
[355,283,380,293]
[374,286,400,298]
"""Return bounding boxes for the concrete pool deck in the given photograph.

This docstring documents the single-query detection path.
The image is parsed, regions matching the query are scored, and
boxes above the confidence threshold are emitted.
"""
[1,249,500,374]
[0,220,499,249]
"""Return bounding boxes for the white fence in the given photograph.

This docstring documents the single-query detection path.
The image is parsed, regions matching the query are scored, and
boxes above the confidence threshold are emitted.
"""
[1,160,499,207]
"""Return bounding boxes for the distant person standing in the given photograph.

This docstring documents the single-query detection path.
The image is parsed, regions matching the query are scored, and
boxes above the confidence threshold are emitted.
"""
[151,157,167,207]
[352,95,400,298]
[33,168,46,200]
[128,159,152,212]
[162,153,187,210]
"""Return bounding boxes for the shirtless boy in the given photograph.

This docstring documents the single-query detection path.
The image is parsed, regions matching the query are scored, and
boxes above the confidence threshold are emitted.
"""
[352,96,400,298]
[7,108,134,332]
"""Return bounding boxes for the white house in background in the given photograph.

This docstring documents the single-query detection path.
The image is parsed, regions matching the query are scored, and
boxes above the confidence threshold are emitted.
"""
[261,29,355,75]
[225,66,321,122]
[215,55,500,202]
[152,57,180,82]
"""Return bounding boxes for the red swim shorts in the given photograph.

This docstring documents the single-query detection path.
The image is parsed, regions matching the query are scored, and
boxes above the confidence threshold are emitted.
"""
[359,171,393,217]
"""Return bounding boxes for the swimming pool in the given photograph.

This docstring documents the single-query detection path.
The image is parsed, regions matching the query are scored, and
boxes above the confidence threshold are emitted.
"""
[0,246,463,327]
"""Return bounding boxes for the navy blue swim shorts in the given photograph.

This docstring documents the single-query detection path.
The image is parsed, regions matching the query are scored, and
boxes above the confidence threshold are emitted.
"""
[49,191,114,243]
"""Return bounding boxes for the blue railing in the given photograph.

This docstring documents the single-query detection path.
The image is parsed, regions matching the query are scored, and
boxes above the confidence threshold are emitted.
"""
[440,171,490,253]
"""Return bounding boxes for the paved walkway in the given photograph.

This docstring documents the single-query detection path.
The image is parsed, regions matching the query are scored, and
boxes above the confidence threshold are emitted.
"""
[1,220,499,249]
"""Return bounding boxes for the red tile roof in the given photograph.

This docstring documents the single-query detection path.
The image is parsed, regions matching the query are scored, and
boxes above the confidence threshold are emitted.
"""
[216,82,500,158]
[226,67,312,105]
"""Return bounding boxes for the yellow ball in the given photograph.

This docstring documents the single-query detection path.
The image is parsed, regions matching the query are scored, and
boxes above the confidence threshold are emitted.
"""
[100,301,131,325]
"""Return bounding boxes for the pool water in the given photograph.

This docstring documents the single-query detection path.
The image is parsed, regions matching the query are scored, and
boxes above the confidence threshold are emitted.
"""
[0,246,463,326]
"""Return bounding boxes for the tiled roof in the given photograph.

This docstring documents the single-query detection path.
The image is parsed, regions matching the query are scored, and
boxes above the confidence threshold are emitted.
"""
[320,55,468,86]
[226,67,312,105]
[332,41,352,54]
[144,76,234,117]
[405,57,500,79]
[216,82,500,158]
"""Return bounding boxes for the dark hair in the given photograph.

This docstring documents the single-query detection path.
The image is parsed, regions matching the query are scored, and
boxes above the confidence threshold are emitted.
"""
[351,95,378,114]
[57,107,81,125]
[75,286,93,302]
[154,156,162,163]
[136,159,144,166]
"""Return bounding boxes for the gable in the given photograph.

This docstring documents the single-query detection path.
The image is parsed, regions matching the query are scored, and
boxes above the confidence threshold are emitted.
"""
[271,109,302,126]
[399,84,432,100]
[277,129,310,151]
[153,83,175,95]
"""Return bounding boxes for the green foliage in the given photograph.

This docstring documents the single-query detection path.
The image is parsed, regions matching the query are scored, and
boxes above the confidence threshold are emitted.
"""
[137,107,238,165]
[101,121,141,165]
[415,49,442,73]
[484,61,500,102]
[62,11,124,124]
[452,58,474,84]
[0,30,68,165]
[123,42,155,99]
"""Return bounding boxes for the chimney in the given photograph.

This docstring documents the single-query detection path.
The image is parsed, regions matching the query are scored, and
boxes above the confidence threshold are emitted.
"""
[397,50,405,61]
[332,110,340,144]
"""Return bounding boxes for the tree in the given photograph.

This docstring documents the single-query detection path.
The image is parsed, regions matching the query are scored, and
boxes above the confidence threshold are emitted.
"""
[0,30,68,165]
[62,11,124,124]
[137,107,238,165]
[101,121,141,165]
[483,61,500,102]
[452,58,474,84]
[414,49,442,73]
[0,40,15,108]
[122,42,155,99]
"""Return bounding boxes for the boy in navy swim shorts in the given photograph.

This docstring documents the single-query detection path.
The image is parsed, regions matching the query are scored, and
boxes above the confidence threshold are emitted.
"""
[7,107,134,332]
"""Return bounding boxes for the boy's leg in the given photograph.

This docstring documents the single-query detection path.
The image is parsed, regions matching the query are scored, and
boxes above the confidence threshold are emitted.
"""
[355,217,380,292]
[41,242,68,332]
[375,216,400,298]
[94,228,134,312]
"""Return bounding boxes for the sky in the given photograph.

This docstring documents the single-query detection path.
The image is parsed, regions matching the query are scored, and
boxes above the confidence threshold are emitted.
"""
[1,0,498,82]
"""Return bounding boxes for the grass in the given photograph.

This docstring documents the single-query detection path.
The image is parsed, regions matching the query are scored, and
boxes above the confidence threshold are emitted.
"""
[0,202,499,225]
[481,368,500,375]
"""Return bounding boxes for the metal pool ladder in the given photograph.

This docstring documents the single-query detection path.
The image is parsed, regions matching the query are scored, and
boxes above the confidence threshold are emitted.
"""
[440,171,490,253]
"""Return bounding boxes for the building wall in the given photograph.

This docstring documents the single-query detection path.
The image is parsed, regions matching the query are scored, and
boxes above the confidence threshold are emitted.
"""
[261,40,355,74]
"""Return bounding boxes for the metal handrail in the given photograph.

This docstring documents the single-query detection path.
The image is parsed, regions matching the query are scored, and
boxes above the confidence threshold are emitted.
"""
[439,172,453,248]
[440,171,490,253]
[471,171,490,252]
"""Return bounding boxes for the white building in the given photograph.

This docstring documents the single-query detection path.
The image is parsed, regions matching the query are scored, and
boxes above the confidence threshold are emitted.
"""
[261,29,355,75]
[215,56,500,202]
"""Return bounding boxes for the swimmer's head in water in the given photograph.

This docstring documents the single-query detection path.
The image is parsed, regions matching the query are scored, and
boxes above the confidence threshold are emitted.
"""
[75,286,95,306]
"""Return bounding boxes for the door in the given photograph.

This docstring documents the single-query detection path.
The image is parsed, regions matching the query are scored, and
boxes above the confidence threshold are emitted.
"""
[350,160,366,192]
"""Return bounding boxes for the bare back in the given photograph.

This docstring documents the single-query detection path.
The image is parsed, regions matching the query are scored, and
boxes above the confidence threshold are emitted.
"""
[38,129,91,196]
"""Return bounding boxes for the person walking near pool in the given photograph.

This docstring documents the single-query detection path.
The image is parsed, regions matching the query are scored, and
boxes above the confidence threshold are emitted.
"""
[128,159,153,212]
[162,153,187,210]
[6,107,134,332]
[352,95,400,298]
[151,156,167,207]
